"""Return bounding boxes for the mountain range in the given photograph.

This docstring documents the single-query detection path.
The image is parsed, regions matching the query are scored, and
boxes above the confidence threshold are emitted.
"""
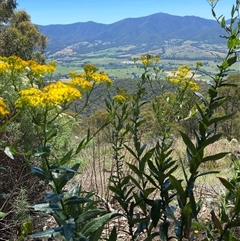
[37,12,226,54]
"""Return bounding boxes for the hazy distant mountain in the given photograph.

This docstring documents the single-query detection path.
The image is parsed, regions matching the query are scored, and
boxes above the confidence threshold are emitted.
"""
[37,12,225,54]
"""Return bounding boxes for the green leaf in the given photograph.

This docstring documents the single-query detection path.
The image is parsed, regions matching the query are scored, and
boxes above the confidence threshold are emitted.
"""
[108,185,123,197]
[169,175,185,206]
[28,228,60,238]
[150,200,161,227]
[60,149,73,165]
[221,16,226,28]
[210,96,227,110]
[62,219,75,241]
[218,177,235,193]
[76,209,107,224]
[133,219,149,238]
[89,225,104,241]
[209,87,217,98]
[107,226,117,241]
[46,127,58,140]
[209,114,234,125]
[200,134,222,149]
[180,131,196,156]
[233,189,240,213]
[75,138,87,154]
[82,213,114,236]
[227,55,237,67]
[32,203,54,213]
[140,148,154,171]
[4,146,14,159]
[194,92,208,106]
[191,221,207,230]
[182,203,192,217]
[54,163,80,190]
[64,196,93,205]
[147,160,159,176]
[31,166,50,180]
[124,144,138,159]
[196,170,219,179]
[126,162,142,178]
[160,220,170,241]
[128,175,144,190]
[202,152,229,162]
[44,193,63,203]
[210,209,222,231]
[211,9,216,18]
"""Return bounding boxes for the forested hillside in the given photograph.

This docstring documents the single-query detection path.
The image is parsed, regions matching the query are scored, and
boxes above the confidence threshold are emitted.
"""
[37,12,225,54]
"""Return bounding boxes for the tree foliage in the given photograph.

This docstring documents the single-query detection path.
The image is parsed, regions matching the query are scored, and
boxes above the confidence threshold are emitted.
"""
[0,0,17,23]
[0,9,47,62]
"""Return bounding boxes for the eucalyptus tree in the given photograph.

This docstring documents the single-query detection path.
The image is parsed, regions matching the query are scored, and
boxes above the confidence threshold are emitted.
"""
[0,8,47,62]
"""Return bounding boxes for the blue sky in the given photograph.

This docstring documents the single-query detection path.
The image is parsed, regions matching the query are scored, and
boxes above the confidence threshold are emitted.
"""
[17,0,237,25]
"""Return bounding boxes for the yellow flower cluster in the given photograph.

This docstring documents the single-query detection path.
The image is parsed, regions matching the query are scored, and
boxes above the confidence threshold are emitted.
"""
[0,56,56,76]
[0,56,28,73]
[70,63,112,90]
[70,75,93,91]
[168,65,199,91]
[91,72,112,85]
[16,81,81,108]
[0,98,9,117]
[133,54,160,67]
[28,60,56,76]
[0,62,10,73]
[113,94,127,103]
[44,81,81,105]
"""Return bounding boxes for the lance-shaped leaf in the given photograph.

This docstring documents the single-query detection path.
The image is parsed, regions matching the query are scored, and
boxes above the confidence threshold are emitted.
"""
[76,209,107,224]
[31,166,50,180]
[64,196,93,205]
[180,131,196,156]
[82,213,116,236]
[108,226,117,241]
[150,199,162,227]
[169,175,185,206]
[202,152,229,163]
[28,228,61,238]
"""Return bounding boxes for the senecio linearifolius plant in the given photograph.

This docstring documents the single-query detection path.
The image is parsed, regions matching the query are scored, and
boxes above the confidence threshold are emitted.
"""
[107,1,240,241]
[0,57,116,240]
[106,54,202,240]
[21,64,116,240]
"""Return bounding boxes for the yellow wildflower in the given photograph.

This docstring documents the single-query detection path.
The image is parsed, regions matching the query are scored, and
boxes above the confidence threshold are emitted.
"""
[91,72,112,85]
[71,76,93,91]
[0,62,10,73]
[168,65,199,91]
[188,81,199,91]
[0,98,9,117]
[140,54,160,67]
[0,56,28,73]
[141,55,153,66]
[16,88,45,108]
[113,94,127,103]
[16,81,81,108]
[28,60,56,76]
[44,81,81,106]
[70,64,112,88]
